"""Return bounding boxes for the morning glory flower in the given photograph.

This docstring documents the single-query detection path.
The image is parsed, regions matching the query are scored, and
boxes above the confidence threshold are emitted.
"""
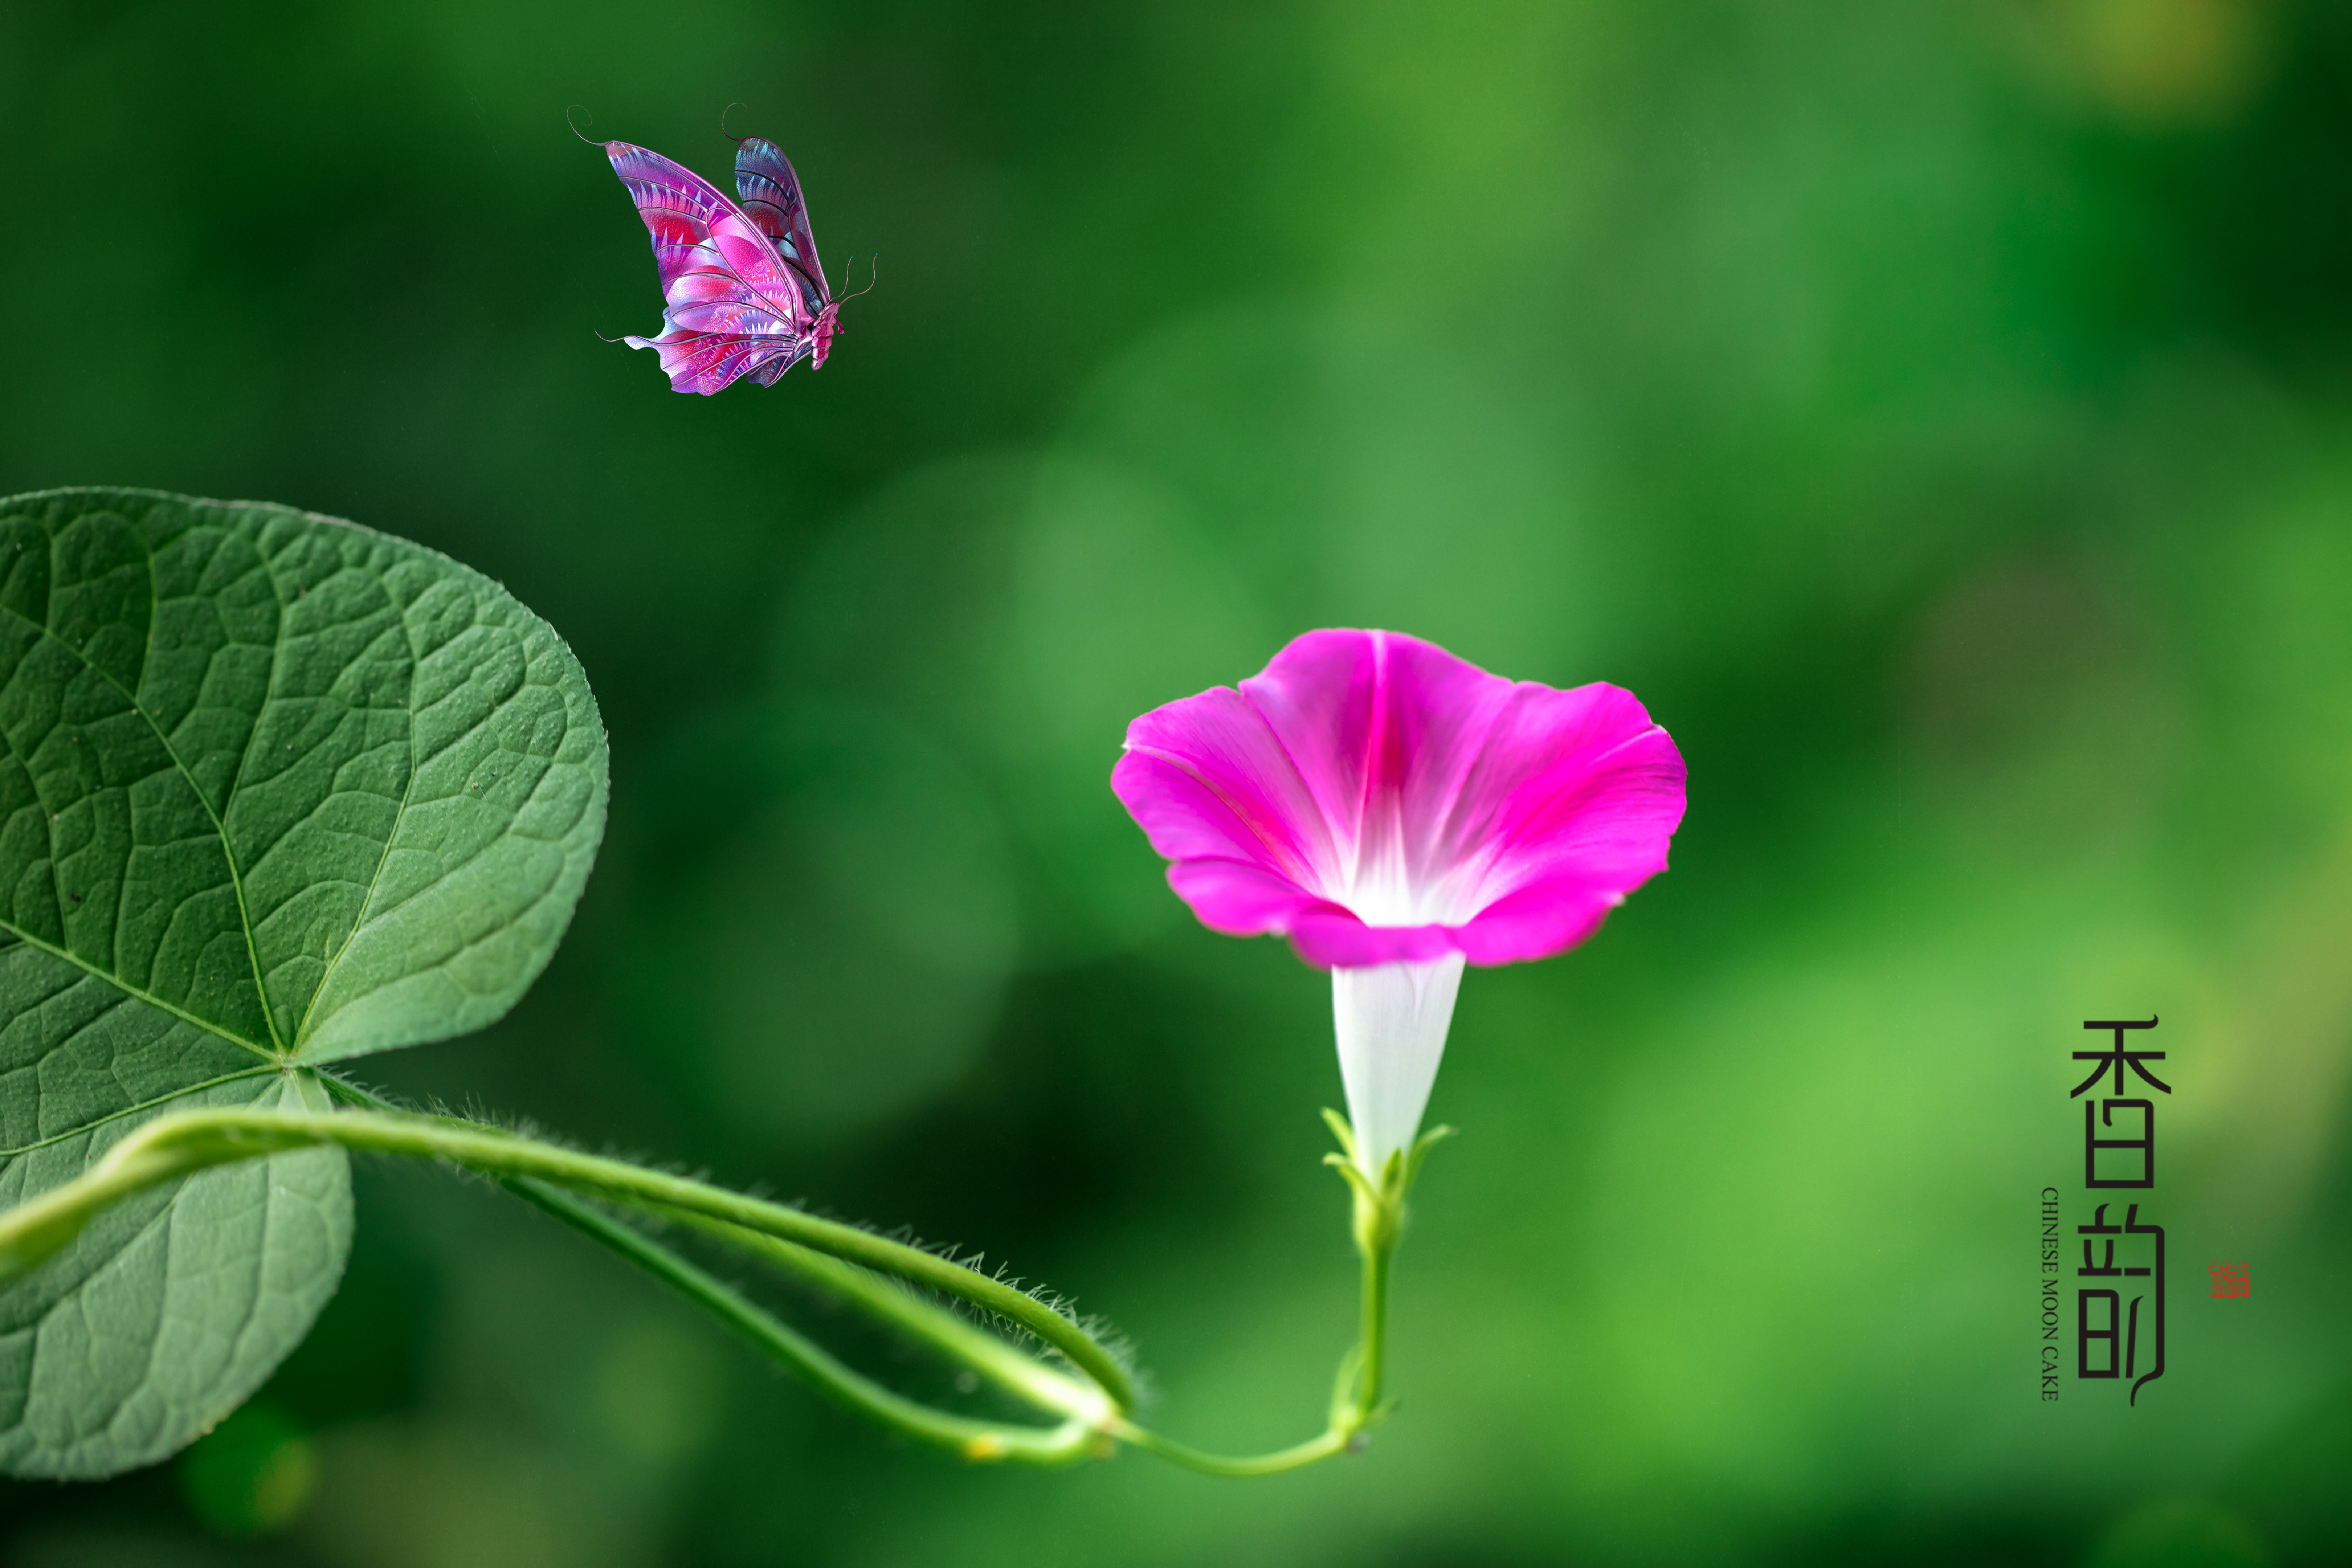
[1112,629,1686,1180]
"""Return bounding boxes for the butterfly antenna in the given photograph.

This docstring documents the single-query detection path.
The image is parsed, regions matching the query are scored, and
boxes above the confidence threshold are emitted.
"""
[566,105,607,146]
[720,101,751,143]
[839,254,881,302]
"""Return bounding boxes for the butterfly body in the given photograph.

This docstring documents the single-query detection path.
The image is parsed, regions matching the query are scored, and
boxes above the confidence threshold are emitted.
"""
[593,130,844,393]
[810,299,842,370]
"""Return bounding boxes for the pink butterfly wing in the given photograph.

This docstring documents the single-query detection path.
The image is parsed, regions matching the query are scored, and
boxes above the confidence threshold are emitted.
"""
[603,140,813,394]
[733,136,831,307]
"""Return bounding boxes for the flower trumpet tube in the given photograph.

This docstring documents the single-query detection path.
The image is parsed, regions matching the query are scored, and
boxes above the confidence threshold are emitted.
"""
[1330,955,1465,1185]
[1114,628,1687,1179]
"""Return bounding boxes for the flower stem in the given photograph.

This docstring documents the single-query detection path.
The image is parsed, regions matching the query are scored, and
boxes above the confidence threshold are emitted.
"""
[1106,1419,1352,1477]
[1357,1204,1395,1413]
[1097,1116,1447,1478]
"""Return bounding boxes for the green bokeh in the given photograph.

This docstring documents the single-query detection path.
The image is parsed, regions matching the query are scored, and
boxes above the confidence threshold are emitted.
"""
[4,0,2349,1562]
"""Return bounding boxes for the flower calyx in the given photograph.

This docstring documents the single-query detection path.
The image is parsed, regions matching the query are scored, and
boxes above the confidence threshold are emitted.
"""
[1320,1110,1453,1261]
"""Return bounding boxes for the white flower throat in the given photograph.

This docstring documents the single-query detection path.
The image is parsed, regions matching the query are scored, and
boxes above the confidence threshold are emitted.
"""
[1332,804,1486,928]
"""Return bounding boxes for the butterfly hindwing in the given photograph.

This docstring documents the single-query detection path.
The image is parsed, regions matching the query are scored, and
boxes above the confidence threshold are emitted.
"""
[734,136,832,310]
[749,346,810,386]
[603,140,813,394]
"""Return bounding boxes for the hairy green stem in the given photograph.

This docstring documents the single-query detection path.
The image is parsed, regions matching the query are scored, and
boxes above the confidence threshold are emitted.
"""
[10,1100,1135,1413]
[657,1205,1106,1424]
[0,1097,1443,1478]
[318,1080,1109,1436]
[503,1178,1096,1464]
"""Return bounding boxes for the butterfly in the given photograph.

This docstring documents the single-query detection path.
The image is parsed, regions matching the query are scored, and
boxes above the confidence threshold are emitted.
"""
[580,112,865,394]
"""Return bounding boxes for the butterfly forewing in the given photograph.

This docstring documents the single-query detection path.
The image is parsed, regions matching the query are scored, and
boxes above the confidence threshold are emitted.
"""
[734,136,832,307]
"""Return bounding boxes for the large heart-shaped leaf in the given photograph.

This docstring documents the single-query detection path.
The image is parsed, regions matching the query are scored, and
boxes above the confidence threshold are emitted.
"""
[0,488,608,1477]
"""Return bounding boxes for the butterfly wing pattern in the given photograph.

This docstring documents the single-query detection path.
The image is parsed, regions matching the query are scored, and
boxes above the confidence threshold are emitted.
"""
[732,136,832,307]
[601,140,818,393]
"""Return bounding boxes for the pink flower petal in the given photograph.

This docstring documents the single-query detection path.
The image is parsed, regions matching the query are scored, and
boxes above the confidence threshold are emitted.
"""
[1116,688,1339,890]
[1444,684,1689,908]
[1288,911,1462,968]
[1238,630,1523,914]
[1162,857,1345,940]
[1449,875,1625,965]
[1113,629,1685,969]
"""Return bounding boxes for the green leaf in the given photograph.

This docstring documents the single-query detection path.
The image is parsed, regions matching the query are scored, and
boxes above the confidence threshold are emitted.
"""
[0,487,609,1477]
[0,1069,347,1477]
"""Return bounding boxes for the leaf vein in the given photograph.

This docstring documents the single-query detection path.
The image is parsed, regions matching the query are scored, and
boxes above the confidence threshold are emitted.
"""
[0,1066,279,1158]
[0,915,276,1064]
[293,555,425,1048]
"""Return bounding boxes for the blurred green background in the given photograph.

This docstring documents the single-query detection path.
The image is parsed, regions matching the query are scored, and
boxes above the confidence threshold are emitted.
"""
[4,0,2351,1563]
